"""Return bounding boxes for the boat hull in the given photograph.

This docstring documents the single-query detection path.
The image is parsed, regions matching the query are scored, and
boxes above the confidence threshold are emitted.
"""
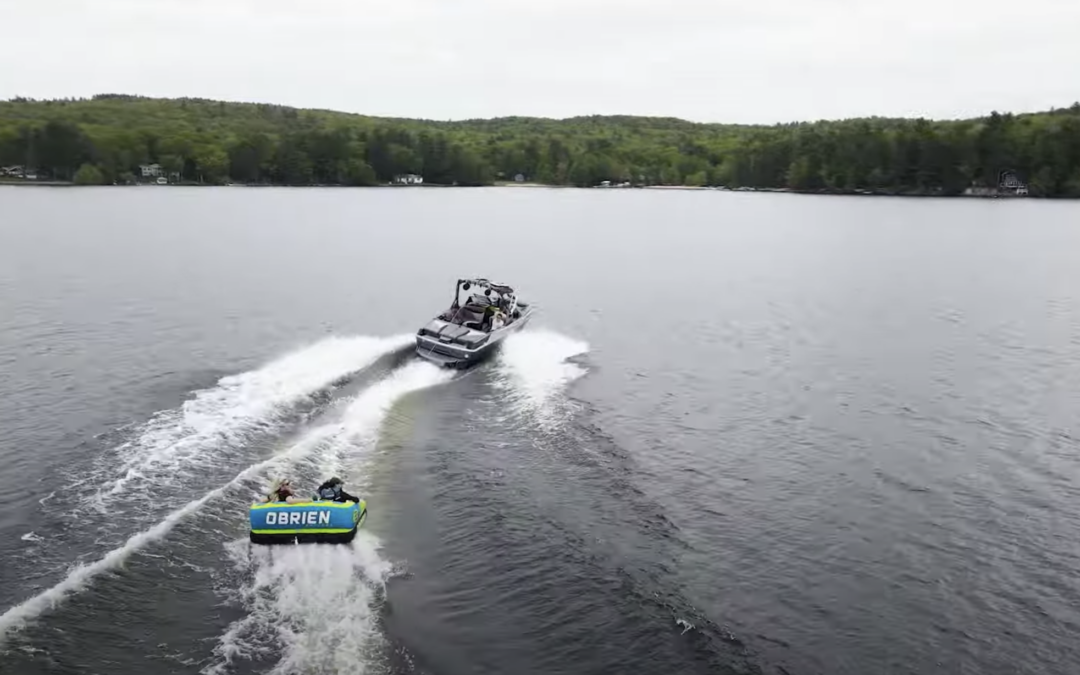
[415,311,531,369]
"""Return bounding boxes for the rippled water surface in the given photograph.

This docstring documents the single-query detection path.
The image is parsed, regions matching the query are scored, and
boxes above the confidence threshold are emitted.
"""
[1,186,1079,675]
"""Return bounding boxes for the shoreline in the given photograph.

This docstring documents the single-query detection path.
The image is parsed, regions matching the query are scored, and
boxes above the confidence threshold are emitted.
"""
[0,180,1057,199]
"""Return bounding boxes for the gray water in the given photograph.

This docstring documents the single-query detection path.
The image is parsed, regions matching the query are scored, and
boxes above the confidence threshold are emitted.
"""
[1,186,1079,675]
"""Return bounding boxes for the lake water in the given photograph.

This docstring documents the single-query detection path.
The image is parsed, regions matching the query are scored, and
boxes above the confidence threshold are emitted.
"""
[1,186,1079,675]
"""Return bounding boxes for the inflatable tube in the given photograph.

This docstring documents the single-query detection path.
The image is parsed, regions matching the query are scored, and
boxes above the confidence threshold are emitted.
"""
[249,499,367,545]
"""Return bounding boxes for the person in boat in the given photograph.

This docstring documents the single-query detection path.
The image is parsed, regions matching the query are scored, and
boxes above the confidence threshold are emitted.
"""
[481,301,509,331]
[263,478,305,504]
[313,476,361,503]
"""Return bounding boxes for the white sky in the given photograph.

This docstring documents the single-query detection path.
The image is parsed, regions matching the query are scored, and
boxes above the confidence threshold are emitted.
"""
[1,0,1078,123]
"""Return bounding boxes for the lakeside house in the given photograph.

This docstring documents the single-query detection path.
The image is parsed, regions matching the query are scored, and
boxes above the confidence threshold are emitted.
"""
[2,166,36,179]
[999,170,1029,195]
[394,173,423,185]
[137,163,181,184]
[962,169,1029,197]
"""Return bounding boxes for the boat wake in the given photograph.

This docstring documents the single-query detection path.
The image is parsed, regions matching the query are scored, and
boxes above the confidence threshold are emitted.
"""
[14,334,410,596]
[205,360,454,675]
[211,533,395,675]
[2,328,584,671]
[0,340,443,650]
[493,329,590,430]
[79,334,412,511]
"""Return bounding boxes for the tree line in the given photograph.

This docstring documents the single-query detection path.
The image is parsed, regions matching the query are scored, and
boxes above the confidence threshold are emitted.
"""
[2,94,1080,196]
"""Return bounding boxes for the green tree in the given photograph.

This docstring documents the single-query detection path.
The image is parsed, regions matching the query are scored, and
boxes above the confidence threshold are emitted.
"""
[1029,166,1056,196]
[160,154,184,180]
[273,136,313,185]
[344,158,377,186]
[0,126,27,165]
[785,157,812,190]
[193,145,228,183]
[73,163,106,185]
[37,121,91,180]
[2,94,1080,195]
[227,133,273,183]
[684,170,707,187]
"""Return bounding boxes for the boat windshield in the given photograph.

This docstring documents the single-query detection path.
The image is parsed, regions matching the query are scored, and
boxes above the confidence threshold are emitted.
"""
[438,279,517,330]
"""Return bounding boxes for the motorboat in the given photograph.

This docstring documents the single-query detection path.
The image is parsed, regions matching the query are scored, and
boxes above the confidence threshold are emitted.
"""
[415,278,533,368]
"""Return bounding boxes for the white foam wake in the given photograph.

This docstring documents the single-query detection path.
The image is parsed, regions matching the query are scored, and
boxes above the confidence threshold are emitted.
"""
[0,482,228,642]
[82,334,411,506]
[494,329,589,428]
[206,361,453,675]
[212,534,395,675]
[0,360,451,645]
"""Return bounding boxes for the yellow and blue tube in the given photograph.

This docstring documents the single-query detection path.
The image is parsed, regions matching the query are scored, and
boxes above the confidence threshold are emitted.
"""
[249,499,367,545]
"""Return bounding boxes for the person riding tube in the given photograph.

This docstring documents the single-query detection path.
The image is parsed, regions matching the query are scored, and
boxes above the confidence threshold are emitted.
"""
[313,476,360,503]
[264,478,305,503]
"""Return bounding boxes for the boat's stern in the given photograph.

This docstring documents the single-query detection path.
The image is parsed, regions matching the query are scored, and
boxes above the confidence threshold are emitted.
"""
[415,335,485,369]
[415,319,491,368]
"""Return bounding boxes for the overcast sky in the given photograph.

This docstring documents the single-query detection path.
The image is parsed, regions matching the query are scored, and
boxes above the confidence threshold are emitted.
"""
[2,0,1077,124]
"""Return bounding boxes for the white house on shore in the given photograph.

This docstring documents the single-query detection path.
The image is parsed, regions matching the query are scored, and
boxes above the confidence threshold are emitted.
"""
[963,170,1030,197]
[139,163,163,178]
[999,170,1029,195]
[394,173,423,185]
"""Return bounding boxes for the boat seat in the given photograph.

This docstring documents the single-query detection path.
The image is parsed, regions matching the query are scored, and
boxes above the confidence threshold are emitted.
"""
[452,307,485,326]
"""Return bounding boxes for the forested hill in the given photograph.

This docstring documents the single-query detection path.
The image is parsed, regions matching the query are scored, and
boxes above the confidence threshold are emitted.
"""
[3,94,1080,195]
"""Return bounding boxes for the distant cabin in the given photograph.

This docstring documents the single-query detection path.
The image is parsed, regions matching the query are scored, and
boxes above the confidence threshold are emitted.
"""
[140,163,163,178]
[395,173,424,185]
[998,170,1028,195]
[963,170,1030,198]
